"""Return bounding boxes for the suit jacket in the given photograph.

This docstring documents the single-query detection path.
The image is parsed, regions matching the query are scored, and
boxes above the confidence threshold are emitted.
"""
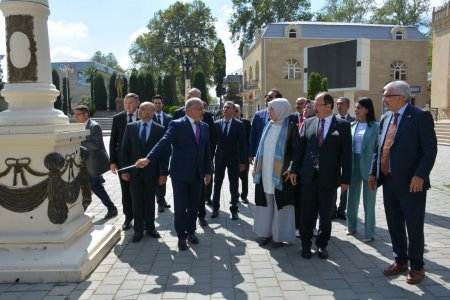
[173,107,217,159]
[337,113,356,123]
[370,105,437,191]
[110,111,138,167]
[292,115,352,188]
[82,119,110,177]
[249,109,270,158]
[152,111,173,130]
[147,116,212,182]
[214,118,247,166]
[351,121,378,181]
[121,121,168,179]
[240,118,251,159]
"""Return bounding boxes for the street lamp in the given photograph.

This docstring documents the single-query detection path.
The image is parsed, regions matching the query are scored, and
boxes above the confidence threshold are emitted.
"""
[59,63,73,115]
[174,44,198,96]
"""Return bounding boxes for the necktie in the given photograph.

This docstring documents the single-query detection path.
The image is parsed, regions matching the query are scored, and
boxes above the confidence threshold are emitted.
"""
[381,113,399,176]
[156,114,161,125]
[341,115,346,119]
[140,123,147,146]
[297,114,303,130]
[195,122,200,143]
[318,119,325,147]
[128,114,133,123]
[223,121,230,136]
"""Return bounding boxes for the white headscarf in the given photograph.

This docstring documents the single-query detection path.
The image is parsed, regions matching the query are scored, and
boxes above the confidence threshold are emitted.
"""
[268,98,292,123]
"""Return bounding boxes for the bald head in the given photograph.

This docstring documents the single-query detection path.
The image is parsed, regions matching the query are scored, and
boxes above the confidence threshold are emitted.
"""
[186,88,201,100]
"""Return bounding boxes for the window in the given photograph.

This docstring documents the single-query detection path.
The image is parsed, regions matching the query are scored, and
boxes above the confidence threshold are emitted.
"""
[289,29,297,38]
[255,61,259,81]
[395,31,403,40]
[390,61,407,81]
[284,59,301,79]
[249,66,253,80]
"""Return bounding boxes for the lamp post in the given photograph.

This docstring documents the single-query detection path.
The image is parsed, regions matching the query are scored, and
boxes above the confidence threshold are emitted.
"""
[59,63,73,115]
[174,44,198,96]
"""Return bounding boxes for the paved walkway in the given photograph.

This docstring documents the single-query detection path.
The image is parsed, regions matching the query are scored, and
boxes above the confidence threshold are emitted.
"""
[0,143,449,299]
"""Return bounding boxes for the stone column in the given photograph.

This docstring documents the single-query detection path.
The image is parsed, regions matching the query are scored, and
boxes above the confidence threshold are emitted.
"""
[0,0,120,283]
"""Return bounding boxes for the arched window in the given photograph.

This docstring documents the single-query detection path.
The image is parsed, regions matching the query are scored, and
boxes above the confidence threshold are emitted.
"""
[395,31,403,40]
[244,71,247,84]
[390,60,407,81]
[249,66,253,80]
[255,61,260,81]
[284,59,301,79]
[289,29,297,38]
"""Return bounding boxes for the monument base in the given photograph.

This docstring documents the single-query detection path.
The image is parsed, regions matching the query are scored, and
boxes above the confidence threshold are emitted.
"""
[0,214,120,283]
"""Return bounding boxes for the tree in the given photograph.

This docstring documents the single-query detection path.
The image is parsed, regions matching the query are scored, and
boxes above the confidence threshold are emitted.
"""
[370,0,430,27]
[228,0,313,55]
[157,75,163,96]
[224,81,243,106]
[91,50,123,71]
[94,73,108,110]
[192,71,208,103]
[109,72,118,110]
[163,75,176,106]
[213,40,226,102]
[129,71,138,94]
[137,71,146,101]
[52,69,62,110]
[123,76,129,96]
[85,65,97,108]
[321,77,329,92]
[315,0,374,22]
[307,72,322,99]
[62,77,72,115]
[145,72,155,100]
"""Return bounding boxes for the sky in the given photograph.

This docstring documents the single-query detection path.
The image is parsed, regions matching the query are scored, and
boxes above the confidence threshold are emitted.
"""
[0,0,444,79]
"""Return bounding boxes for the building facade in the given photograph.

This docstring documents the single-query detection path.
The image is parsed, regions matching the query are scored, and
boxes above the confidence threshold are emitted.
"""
[242,22,429,119]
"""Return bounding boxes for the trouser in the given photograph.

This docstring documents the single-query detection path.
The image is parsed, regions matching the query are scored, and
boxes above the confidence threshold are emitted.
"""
[89,175,116,210]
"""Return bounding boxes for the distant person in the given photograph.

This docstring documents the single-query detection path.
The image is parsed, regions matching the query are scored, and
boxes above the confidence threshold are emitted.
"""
[115,75,124,99]
[346,97,378,243]
[110,93,140,231]
[136,98,212,251]
[151,95,172,213]
[121,101,168,243]
[303,100,315,119]
[234,104,251,204]
[369,81,437,284]
[294,97,307,124]
[74,105,118,219]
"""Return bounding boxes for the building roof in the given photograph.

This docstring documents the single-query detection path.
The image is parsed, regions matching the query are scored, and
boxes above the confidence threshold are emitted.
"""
[261,21,427,41]
[223,74,242,85]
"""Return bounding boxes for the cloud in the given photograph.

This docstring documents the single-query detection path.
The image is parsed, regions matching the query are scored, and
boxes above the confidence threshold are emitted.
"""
[48,20,88,40]
[128,27,149,44]
[50,46,90,61]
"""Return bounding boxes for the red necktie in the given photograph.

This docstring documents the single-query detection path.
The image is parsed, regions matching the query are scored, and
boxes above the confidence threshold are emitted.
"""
[381,113,399,176]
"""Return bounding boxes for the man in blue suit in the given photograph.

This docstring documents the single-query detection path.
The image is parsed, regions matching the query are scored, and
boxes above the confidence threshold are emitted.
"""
[152,95,172,213]
[121,102,168,243]
[136,98,212,251]
[369,81,437,284]
[211,101,246,220]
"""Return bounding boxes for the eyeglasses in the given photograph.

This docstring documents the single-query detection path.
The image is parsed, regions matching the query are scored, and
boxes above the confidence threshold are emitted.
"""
[382,94,401,99]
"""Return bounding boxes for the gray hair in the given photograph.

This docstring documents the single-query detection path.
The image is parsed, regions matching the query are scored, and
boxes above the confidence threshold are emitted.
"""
[337,97,350,104]
[188,88,201,98]
[384,80,411,100]
[185,97,203,110]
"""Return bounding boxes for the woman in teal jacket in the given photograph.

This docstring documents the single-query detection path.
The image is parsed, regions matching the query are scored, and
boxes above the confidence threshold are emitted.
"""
[346,97,379,242]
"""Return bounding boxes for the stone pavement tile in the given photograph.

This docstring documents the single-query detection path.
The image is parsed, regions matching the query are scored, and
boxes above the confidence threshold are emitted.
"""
[186,292,210,300]
[210,287,234,298]
[93,284,120,295]
[211,278,234,288]
[20,291,48,299]
[187,283,211,295]
[425,284,450,297]
[235,281,258,292]
[145,275,168,285]
[235,291,260,300]
[0,292,24,300]
[282,290,309,299]
[88,295,116,300]
[137,292,162,300]
[377,285,409,298]
[279,280,304,291]
[115,289,141,299]
[0,284,12,292]
[6,284,33,292]
[107,267,129,277]
[121,279,146,290]
[257,286,283,297]
[324,279,350,290]
[75,280,101,290]
[255,277,279,287]
[68,289,94,300]
[189,274,211,284]
[331,288,359,299]
[304,285,334,297]
[47,283,77,296]
[94,264,113,273]
[252,268,275,278]
[162,287,188,299]
[86,272,108,281]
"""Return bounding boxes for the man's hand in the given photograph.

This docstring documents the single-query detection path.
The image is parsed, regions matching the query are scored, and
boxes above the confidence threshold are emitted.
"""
[121,173,130,181]
[159,176,167,185]
[136,158,150,168]
[248,157,254,165]
[204,174,211,185]
[340,184,349,193]
[369,175,376,191]
[110,163,118,174]
[282,170,290,182]
[239,164,246,173]
[289,173,297,186]
[410,176,424,193]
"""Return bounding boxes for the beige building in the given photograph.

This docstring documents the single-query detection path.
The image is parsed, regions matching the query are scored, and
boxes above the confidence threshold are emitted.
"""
[242,22,429,119]
[431,3,450,120]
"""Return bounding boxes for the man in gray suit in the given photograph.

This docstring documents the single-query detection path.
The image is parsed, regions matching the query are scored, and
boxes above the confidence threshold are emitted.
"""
[74,105,118,219]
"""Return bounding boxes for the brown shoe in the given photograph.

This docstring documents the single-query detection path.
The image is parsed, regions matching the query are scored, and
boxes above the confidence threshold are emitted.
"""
[383,263,408,276]
[406,268,425,284]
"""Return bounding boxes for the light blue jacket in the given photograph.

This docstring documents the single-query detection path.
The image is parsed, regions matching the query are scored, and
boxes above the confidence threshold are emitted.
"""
[351,121,378,181]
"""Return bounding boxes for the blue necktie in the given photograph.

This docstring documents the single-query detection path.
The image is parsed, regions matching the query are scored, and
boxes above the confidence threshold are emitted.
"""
[223,121,230,136]
[140,123,147,146]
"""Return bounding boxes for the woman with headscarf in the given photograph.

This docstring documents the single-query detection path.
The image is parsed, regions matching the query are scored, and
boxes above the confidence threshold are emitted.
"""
[253,98,298,248]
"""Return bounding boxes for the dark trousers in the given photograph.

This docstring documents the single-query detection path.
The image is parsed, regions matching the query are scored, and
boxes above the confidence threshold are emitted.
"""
[383,175,426,270]
[172,178,202,240]
[89,175,116,210]
[300,175,337,249]
[239,163,249,200]
[156,183,167,206]
[129,176,156,234]
[212,162,239,212]
[205,172,213,201]
[334,190,347,215]
[119,175,133,221]
[295,183,302,230]
[198,182,206,219]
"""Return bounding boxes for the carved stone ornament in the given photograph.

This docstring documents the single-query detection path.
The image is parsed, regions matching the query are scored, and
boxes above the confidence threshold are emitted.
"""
[5,15,38,83]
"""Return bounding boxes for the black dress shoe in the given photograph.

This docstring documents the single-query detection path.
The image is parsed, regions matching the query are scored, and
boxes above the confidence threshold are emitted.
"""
[158,206,165,213]
[132,232,143,243]
[199,218,208,227]
[317,247,328,259]
[161,202,171,208]
[336,212,347,220]
[122,219,132,231]
[241,198,249,204]
[206,199,213,206]
[301,247,312,259]
[178,239,189,251]
[104,208,118,219]
[187,233,199,244]
[257,237,272,247]
[230,211,239,220]
[146,228,161,238]
[211,210,219,218]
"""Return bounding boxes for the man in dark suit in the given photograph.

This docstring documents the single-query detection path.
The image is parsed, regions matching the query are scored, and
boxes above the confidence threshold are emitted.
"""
[74,105,118,218]
[369,81,437,284]
[151,95,172,213]
[172,88,217,227]
[121,102,168,243]
[234,104,251,204]
[136,98,212,251]
[211,101,246,220]
[109,93,140,230]
[294,97,307,124]
[291,92,352,260]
